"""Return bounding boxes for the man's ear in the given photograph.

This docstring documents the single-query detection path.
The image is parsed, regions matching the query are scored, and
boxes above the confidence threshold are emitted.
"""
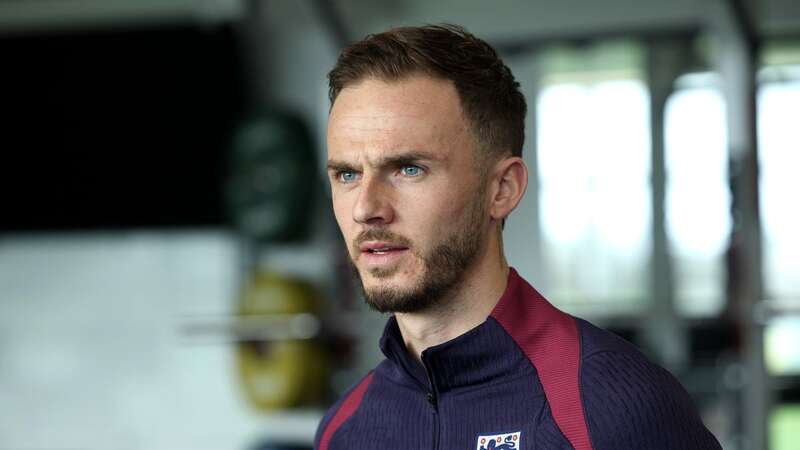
[489,156,528,222]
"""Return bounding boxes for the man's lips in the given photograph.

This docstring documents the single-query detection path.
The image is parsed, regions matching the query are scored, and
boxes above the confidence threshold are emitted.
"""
[358,243,409,268]
[354,238,411,271]
[358,241,410,254]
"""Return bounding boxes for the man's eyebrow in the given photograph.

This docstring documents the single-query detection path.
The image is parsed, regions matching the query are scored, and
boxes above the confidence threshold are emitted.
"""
[378,151,440,167]
[326,160,357,172]
[326,151,440,172]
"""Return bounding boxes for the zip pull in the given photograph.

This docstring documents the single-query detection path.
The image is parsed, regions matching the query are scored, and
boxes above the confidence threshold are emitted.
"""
[426,392,437,409]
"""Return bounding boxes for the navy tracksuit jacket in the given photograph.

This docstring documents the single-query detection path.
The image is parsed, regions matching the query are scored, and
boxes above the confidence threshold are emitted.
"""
[315,268,722,450]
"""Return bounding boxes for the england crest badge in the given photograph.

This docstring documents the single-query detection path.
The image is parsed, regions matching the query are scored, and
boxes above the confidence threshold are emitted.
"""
[476,431,521,450]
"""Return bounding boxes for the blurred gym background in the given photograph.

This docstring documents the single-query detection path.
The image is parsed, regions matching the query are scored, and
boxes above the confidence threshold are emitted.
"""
[1,1,798,449]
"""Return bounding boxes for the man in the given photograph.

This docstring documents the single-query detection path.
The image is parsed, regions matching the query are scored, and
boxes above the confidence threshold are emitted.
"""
[315,24,721,450]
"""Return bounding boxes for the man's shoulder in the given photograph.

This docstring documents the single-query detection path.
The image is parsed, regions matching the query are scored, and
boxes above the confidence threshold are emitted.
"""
[574,318,722,449]
[574,317,646,360]
[575,316,691,413]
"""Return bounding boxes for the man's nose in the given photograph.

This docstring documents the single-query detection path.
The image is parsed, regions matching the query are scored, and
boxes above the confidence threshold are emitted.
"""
[353,175,395,225]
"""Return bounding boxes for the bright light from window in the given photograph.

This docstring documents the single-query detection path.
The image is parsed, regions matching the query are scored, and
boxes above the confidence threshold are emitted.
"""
[758,78,800,299]
[664,83,731,316]
[537,80,651,308]
[765,317,800,375]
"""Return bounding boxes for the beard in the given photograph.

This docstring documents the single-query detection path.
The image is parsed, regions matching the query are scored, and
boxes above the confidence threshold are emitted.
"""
[349,188,487,314]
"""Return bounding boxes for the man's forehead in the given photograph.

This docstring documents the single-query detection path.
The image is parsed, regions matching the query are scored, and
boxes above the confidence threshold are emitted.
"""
[326,117,457,166]
[329,112,428,134]
[326,108,444,165]
[327,76,470,159]
[329,76,462,123]
[327,111,441,152]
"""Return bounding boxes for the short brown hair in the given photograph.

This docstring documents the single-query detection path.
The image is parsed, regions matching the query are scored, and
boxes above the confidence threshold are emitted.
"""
[328,24,527,159]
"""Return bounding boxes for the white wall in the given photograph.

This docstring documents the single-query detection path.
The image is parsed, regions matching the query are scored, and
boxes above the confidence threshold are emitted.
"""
[0,231,320,450]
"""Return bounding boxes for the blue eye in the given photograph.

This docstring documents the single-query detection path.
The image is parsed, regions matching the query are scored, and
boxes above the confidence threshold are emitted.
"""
[338,171,358,183]
[401,165,423,177]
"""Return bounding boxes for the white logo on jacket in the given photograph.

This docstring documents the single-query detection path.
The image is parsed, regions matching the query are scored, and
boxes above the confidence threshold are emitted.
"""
[476,431,521,450]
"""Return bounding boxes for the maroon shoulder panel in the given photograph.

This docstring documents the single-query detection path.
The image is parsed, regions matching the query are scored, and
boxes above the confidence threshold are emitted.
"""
[490,268,593,450]
[318,372,375,450]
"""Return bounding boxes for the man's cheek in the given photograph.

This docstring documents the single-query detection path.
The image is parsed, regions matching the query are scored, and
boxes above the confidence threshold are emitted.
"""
[332,204,350,234]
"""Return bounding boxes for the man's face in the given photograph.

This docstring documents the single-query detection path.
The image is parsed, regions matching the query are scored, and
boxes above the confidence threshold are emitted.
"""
[327,75,489,313]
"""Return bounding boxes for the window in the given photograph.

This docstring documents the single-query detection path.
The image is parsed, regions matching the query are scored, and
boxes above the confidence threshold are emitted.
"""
[758,69,800,301]
[664,74,731,316]
[537,69,651,311]
[759,57,800,381]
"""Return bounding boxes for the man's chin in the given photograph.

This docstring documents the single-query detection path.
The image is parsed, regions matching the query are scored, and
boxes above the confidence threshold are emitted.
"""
[361,284,423,314]
[354,257,408,280]
[357,269,440,314]
[359,269,405,291]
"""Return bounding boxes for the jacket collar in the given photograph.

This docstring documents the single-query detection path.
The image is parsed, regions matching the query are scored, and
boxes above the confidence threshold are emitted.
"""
[377,268,534,394]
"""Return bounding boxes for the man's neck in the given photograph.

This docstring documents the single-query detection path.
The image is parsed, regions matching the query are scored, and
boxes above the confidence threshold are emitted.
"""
[394,250,510,362]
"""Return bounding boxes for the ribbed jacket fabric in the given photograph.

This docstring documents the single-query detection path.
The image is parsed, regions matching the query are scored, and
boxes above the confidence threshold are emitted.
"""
[315,268,722,450]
